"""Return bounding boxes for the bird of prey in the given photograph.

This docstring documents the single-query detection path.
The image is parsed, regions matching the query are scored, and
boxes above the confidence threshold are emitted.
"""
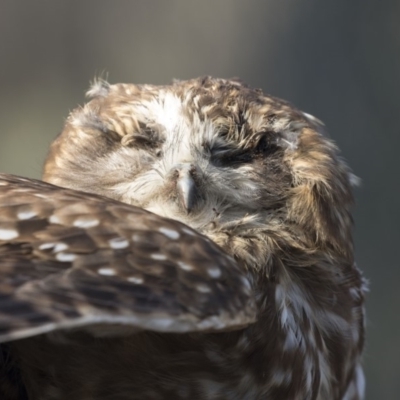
[0,77,366,400]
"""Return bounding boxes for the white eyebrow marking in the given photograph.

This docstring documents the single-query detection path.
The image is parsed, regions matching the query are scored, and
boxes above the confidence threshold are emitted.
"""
[108,238,129,249]
[56,252,76,262]
[98,268,116,276]
[159,227,180,240]
[73,218,100,228]
[17,210,36,220]
[127,276,144,284]
[0,228,18,240]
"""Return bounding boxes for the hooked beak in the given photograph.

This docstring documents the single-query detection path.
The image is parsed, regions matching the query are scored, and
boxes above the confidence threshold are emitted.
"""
[176,165,198,213]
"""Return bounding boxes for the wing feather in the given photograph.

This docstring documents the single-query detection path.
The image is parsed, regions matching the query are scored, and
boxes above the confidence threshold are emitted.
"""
[0,174,256,342]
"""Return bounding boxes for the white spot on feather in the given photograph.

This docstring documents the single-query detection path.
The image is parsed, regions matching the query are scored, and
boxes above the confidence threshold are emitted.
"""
[151,253,167,260]
[159,227,180,240]
[151,317,175,330]
[132,234,141,242]
[177,261,194,271]
[39,242,56,250]
[181,227,196,236]
[17,210,36,220]
[34,193,48,199]
[98,268,116,276]
[241,276,252,292]
[73,218,99,228]
[108,237,129,249]
[56,252,76,262]
[207,267,221,279]
[196,283,211,293]
[127,276,144,284]
[53,243,68,253]
[0,228,18,240]
[49,215,61,224]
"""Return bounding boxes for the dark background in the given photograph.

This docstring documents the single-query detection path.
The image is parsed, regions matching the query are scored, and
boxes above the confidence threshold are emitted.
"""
[0,1,398,398]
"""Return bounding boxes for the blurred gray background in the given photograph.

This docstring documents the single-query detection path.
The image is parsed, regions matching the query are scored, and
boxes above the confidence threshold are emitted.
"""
[0,1,398,398]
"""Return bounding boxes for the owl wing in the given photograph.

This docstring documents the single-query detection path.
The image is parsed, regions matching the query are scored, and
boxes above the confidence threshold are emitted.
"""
[0,174,256,343]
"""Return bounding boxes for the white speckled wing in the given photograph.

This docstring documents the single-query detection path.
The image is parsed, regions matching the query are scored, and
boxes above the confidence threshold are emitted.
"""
[0,174,256,343]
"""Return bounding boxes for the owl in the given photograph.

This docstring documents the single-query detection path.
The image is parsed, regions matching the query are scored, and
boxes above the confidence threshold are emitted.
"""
[0,77,366,400]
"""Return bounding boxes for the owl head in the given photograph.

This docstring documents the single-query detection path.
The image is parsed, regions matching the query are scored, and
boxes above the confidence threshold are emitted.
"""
[43,77,355,268]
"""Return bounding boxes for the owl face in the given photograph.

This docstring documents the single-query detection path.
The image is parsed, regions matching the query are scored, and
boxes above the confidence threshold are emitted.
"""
[43,77,354,264]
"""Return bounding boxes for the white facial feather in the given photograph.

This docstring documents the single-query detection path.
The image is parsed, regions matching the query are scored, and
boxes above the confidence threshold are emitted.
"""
[103,93,263,232]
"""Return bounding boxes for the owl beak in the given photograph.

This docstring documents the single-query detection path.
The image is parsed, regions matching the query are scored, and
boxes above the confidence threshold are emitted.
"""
[176,165,198,214]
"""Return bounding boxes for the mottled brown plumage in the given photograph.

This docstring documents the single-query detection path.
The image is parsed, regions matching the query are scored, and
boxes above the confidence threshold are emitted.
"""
[0,77,366,399]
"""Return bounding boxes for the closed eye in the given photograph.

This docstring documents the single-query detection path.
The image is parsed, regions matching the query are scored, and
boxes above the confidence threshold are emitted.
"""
[121,126,164,156]
[121,134,153,148]
[254,135,279,157]
[210,146,253,166]
[207,134,278,167]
